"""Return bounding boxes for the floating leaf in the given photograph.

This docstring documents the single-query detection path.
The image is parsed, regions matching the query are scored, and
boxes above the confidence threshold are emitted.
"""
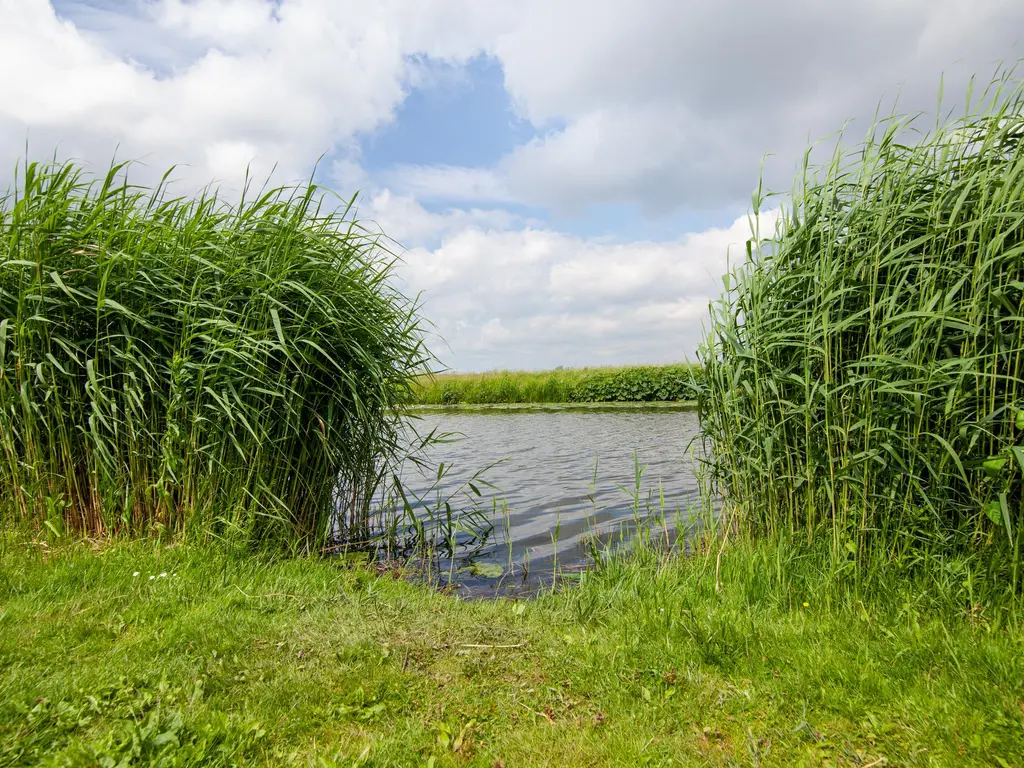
[468,562,504,579]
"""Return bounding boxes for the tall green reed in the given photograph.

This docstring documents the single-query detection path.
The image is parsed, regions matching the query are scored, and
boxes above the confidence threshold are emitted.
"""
[0,158,429,549]
[698,69,1024,586]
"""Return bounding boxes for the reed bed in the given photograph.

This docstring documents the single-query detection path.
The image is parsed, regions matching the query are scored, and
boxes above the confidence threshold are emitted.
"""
[413,364,701,405]
[698,71,1024,585]
[0,159,428,547]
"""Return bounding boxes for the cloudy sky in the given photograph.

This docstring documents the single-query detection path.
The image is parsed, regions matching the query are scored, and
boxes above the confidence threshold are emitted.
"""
[2,1,1022,371]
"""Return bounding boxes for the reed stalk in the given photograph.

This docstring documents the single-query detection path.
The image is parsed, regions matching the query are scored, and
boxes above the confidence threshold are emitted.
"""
[0,159,429,548]
[698,69,1024,583]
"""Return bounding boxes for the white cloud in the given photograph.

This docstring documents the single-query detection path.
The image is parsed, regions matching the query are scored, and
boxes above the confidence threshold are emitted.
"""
[358,190,534,247]
[155,0,276,50]
[0,0,414,190]
[9,1,1020,205]
[503,106,699,215]
[394,210,777,371]
[381,165,512,205]
[396,0,1024,211]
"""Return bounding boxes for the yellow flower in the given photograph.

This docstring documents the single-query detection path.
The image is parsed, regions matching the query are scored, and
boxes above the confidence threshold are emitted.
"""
[802,602,809,608]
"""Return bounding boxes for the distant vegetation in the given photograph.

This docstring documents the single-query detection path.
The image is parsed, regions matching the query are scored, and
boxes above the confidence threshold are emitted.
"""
[699,71,1024,589]
[412,363,702,405]
[0,160,427,547]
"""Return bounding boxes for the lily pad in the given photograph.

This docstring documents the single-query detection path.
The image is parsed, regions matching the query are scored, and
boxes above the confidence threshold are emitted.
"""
[468,562,505,579]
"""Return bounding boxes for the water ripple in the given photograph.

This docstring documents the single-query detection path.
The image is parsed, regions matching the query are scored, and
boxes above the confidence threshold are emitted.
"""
[390,409,703,589]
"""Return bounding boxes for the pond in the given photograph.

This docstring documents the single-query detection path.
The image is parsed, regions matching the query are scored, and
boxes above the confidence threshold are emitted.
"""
[381,406,704,596]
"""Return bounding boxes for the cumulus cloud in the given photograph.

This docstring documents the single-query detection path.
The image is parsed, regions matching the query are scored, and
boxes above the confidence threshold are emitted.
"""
[401,0,1024,211]
[0,0,413,189]
[6,1,1021,202]
[356,189,535,247]
[379,165,513,206]
[392,210,777,371]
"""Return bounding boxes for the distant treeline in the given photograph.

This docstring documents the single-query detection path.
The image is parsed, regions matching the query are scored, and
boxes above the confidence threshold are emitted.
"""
[411,364,702,405]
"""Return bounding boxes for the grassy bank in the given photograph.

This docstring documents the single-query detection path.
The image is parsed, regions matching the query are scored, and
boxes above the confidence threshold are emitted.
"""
[2,535,1023,766]
[412,364,701,405]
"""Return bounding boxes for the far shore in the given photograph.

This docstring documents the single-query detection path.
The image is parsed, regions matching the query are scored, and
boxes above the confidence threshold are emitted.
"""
[411,363,702,406]
[406,400,698,412]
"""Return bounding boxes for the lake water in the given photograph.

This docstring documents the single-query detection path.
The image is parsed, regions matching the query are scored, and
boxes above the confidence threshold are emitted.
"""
[383,406,704,596]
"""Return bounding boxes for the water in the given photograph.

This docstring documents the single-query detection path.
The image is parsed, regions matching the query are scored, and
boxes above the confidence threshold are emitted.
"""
[382,406,703,596]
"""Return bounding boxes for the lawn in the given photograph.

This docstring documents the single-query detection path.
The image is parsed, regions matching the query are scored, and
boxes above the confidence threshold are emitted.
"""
[2,535,1021,766]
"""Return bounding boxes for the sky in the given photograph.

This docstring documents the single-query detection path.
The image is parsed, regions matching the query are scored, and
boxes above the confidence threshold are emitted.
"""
[2,1,1022,371]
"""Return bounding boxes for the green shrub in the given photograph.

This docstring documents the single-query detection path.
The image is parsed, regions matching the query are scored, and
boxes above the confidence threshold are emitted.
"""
[698,71,1024,580]
[0,159,428,547]
[569,365,698,402]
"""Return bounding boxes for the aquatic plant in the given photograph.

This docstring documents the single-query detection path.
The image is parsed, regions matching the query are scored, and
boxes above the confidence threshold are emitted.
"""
[0,158,429,547]
[698,69,1024,588]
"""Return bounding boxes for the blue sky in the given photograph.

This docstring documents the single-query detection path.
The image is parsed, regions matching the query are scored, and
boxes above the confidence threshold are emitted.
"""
[353,53,732,242]
[361,56,534,172]
[350,51,742,249]
[4,1,1022,370]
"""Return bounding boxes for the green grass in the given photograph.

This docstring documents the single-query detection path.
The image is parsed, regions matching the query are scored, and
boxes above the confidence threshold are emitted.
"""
[698,68,1024,579]
[412,364,702,405]
[0,159,428,547]
[2,534,1022,766]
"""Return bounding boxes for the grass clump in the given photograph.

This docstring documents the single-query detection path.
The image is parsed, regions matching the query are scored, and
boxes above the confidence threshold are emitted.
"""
[699,71,1024,583]
[413,364,701,405]
[1,534,1022,766]
[0,159,428,547]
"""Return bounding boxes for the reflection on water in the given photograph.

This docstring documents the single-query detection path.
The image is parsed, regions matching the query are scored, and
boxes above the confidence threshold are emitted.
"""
[378,407,705,596]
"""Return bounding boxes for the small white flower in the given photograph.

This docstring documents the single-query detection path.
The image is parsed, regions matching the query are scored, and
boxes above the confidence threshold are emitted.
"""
[159,572,168,578]
[132,572,140,578]
[149,575,155,581]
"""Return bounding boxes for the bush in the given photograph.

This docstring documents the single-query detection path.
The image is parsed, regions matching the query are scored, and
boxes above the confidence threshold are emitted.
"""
[570,365,699,403]
[0,159,428,546]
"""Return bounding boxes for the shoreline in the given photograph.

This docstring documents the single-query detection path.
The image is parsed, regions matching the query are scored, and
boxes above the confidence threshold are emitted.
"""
[405,400,698,413]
